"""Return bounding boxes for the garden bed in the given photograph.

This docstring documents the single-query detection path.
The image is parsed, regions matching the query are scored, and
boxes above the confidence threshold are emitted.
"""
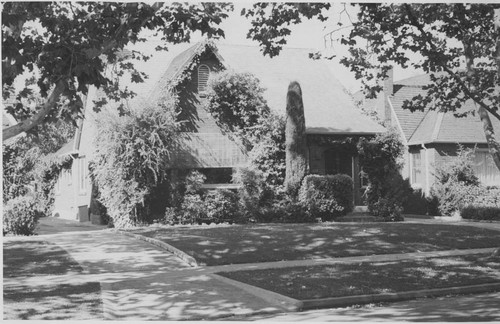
[218,254,500,300]
[127,223,500,266]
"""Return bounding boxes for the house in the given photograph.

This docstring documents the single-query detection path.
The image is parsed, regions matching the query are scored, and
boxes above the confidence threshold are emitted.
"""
[52,41,385,223]
[355,70,500,195]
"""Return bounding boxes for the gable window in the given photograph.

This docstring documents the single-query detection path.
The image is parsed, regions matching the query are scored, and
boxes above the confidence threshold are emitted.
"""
[198,64,210,94]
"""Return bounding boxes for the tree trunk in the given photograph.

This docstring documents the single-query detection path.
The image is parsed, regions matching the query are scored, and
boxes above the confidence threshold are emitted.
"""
[3,79,68,142]
[285,81,308,198]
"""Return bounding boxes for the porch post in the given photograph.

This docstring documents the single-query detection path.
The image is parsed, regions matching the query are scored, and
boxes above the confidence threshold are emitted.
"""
[353,155,361,205]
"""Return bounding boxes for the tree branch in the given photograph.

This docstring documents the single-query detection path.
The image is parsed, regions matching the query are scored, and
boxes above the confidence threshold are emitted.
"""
[404,4,500,121]
[3,78,68,141]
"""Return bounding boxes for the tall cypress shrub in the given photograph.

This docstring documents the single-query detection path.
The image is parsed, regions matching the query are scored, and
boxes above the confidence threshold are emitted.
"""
[285,81,308,197]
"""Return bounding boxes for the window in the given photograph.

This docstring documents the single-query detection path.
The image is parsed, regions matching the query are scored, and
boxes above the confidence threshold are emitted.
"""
[198,64,210,94]
[411,151,424,185]
[473,150,500,186]
[78,157,87,194]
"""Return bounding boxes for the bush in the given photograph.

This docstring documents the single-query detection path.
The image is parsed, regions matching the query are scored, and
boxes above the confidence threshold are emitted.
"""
[298,174,353,221]
[180,194,206,224]
[204,189,241,224]
[365,171,412,221]
[185,170,206,195]
[431,147,485,216]
[3,196,41,236]
[92,96,181,228]
[233,167,268,219]
[461,205,500,221]
[403,189,439,216]
[358,129,408,221]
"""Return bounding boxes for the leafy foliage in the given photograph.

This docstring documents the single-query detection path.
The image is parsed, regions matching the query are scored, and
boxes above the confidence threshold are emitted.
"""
[203,189,240,224]
[285,81,308,198]
[205,70,287,193]
[91,96,180,228]
[462,205,500,221]
[2,2,233,140]
[205,70,270,150]
[298,174,354,221]
[3,196,42,236]
[358,129,410,221]
[2,120,76,216]
[241,3,331,57]
[431,148,497,216]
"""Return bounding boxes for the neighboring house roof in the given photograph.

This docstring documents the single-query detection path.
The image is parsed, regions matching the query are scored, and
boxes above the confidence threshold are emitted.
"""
[154,42,385,135]
[357,73,500,146]
[391,74,500,145]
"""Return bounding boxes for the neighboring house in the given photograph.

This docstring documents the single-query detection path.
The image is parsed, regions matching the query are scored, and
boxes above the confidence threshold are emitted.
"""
[355,70,500,195]
[52,41,385,222]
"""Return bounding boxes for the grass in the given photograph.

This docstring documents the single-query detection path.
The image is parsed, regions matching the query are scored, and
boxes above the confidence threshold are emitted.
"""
[3,240,83,277]
[218,254,500,300]
[3,282,104,320]
[127,223,500,266]
[3,239,104,320]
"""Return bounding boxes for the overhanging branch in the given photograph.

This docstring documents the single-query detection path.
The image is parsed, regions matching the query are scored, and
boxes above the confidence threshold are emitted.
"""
[404,4,500,122]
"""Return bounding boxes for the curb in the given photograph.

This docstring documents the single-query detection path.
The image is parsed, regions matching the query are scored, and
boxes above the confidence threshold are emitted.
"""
[300,282,500,310]
[113,229,200,267]
[210,273,303,312]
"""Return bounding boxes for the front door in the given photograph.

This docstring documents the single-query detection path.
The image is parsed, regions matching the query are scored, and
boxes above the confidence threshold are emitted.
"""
[325,149,363,205]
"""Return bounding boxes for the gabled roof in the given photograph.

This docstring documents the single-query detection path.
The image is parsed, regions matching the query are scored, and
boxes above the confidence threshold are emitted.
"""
[155,42,385,135]
[357,73,500,146]
[389,74,500,145]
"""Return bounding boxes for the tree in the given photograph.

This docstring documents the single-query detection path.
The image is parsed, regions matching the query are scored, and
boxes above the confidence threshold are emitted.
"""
[2,2,233,141]
[242,3,500,172]
[284,81,308,197]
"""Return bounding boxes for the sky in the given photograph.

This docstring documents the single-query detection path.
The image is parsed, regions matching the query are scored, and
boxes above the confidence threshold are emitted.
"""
[129,2,424,94]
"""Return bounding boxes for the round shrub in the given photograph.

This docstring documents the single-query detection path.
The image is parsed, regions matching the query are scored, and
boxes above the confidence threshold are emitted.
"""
[298,174,354,221]
[204,189,241,224]
[180,194,206,224]
[3,196,41,236]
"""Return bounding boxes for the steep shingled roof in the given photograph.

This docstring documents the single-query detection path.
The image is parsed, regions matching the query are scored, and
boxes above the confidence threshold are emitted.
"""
[154,42,385,135]
[389,74,500,145]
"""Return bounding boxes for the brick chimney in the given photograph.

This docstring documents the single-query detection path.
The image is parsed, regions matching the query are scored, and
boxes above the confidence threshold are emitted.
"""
[383,67,394,124]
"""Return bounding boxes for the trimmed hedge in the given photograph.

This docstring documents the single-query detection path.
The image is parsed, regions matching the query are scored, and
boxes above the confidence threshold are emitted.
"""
[461,205,500,221]
[298,174,353,221]
[3,196,41,236]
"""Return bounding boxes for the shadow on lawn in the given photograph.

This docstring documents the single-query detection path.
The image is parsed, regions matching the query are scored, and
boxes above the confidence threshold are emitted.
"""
[130,223,500,266]
[3,282,103,320]
[3,240,83,277]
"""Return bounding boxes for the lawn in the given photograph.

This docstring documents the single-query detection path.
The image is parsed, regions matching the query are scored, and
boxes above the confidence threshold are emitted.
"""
[218,254,500,300]
[3,239,104,320]
[127,223,500,266]
[3,282,103,320]
[3,240,83,277]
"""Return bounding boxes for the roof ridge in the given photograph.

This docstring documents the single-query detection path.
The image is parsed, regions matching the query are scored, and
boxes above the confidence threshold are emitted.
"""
[216,42,316,52]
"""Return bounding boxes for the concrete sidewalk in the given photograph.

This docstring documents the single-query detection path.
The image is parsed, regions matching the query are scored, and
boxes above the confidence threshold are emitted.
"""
[40,230,289,320]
